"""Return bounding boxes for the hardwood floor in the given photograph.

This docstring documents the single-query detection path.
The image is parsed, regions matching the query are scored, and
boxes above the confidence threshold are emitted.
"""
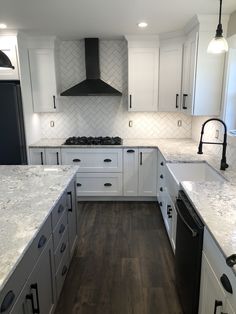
[55,202,183,314]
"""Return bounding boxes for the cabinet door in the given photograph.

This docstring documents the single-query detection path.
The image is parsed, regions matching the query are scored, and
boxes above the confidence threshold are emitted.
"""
[138,148,157,196]
[45,148,61,165]
[158,45,182,112]
[182,32,198,115]
[28,48,58,113]
[123,148,139,196]
[29,148,45,165]
[199,252,226,314]
[128,47,158,112]
[0,36,19,80]
[67,179,77,258]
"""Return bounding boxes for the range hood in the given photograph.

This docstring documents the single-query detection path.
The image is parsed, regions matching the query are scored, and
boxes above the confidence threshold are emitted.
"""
[61,38,122,96]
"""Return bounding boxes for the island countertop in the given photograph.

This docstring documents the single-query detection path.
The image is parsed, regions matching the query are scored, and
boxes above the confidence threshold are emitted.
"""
[0,165,78,292]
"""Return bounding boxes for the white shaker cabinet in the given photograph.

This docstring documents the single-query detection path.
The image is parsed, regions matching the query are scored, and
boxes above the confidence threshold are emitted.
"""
[28,48,59,113]
[29,148,61,165]
[123,148,157,197]
[29,148,45,165]
[126,36,159,112]
[158,44,183,112]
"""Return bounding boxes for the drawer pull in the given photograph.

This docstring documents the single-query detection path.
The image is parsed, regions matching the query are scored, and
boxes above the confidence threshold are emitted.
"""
[127,149,135,153]
[56,152,59,165]
[226,254,236,267]
[58,204,64,214]
[60,242,67,253]
[160,174,164,179]
[37,235,47,249]
[30,284,40,314]
[61,265,68,276]
[104,183,112,187]
[59,224,65,235]
[77,183,82,187]
[73,159,81,162]
[214,300,222,314]
[104,159,112,162]
[220,274,233,294]
[0,290,15,312]
[67,191,73,212]
[160,162,164,166]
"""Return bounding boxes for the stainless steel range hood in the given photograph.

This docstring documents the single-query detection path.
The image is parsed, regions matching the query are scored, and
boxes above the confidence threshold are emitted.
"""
[60,38,122,96]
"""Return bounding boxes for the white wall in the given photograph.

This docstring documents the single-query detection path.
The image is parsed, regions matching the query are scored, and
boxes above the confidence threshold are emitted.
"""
[228,11,236,38]
[39,39,192,139]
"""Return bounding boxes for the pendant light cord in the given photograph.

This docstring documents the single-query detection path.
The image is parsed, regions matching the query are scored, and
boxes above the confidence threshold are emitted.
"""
[219,0,222,25]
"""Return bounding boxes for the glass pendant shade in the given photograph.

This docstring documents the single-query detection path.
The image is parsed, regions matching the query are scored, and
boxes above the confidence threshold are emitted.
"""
[207,36,229,54]
[0,50,14,69]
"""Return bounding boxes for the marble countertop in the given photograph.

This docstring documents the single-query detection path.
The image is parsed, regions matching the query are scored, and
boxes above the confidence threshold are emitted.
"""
[0,165,78,292]
[29,138,236,274]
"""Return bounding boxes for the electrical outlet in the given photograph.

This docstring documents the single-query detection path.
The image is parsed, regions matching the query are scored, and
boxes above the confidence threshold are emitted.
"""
[129,120,133,127]
[50,121,55,127]
[177,120,182,127]
[215,129,219,139]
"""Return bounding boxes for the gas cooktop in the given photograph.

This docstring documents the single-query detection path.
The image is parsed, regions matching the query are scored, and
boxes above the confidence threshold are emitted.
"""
[64,136,123,145]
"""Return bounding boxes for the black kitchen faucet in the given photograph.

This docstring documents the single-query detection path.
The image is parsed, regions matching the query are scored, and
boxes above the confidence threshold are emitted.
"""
[197,118,229,171]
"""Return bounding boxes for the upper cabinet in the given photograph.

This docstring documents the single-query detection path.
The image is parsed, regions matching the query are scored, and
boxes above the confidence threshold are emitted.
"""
[158,15,229,116]
[27,37,60,113]
[0,35,19,80]
[158,42,183,112]
[126,36,159,112]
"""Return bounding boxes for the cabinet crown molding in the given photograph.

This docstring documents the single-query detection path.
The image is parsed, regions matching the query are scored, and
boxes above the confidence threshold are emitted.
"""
[125,35,159,48]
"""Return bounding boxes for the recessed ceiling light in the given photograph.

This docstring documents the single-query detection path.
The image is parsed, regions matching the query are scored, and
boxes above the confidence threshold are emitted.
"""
[138,22,148,28]
[0,23,7,29]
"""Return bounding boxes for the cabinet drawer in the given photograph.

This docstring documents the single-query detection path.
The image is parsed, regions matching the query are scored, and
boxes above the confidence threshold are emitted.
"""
[53,212,67,250]
[51,193,67,230]
[76,173,123,196]
[54,227,69,272]
[61,148,122,172]
[0,216,51,313]
[55,244,70,299]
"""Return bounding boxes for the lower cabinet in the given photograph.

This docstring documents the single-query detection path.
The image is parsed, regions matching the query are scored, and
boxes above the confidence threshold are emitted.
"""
[10,237,55,314]
[29,148,61,165]
[123,148,157,197]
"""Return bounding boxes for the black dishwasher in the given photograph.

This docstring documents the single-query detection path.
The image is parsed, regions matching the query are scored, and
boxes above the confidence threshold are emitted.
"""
[175,190,204,314]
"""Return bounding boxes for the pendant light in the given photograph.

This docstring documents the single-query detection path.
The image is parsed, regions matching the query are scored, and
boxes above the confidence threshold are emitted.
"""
[207,0,228,54]
[0,50,15,69]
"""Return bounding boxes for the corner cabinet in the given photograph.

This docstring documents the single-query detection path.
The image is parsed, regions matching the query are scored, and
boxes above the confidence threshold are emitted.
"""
[126,36,159,112]
[28,42,59,113]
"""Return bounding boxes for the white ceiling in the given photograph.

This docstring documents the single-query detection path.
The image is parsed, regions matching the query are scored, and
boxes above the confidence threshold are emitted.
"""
[0,0,236,39]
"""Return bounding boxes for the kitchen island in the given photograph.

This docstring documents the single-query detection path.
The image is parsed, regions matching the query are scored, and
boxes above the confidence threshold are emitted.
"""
[0,165,78,313]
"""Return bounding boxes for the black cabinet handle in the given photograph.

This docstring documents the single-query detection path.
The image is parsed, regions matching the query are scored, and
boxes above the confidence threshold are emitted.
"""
[160,162,164,166]
[67,191,73,212]
[30,284,40,314]
[104,183,112,187]
[176,94,179,109]
[104,159,112,162]
[0,290,15,312]
[73,158,81,162]
[26,294,36,314]
[60,242,67,253]
[220,274,233,294]
[56,152,59,165]
[159,202,163,207]
[182,93,188,110]
[167,205,172,218]
[160,174,164,179]
[127,149,135,153]
[77,183,82,187]
[129,95,132,109]
[140,152,143,165]
[40,152,44,165]
[53,95,56,109]
[59,224,65,235]
[61,265,68,276]
[226,254,236,267]
[214,300,223,314]
[58,204,64,214]
[37,235,47,249]
[160,187,163,192]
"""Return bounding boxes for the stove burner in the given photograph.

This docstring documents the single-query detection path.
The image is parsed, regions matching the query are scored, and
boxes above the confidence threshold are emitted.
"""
[64,136,122,145]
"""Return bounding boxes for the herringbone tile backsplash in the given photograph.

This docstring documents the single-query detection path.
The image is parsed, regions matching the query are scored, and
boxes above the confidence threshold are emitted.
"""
[40,39,192,139]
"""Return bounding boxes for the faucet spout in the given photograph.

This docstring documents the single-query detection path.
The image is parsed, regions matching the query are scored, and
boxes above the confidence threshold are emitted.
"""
[197,118,229,171]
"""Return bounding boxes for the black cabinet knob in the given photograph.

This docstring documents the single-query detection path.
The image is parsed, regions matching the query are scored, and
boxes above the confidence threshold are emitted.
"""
[160,174,164,179]
[77,183,82,187]
[104,183,112,187]
[0,291,15,312]
[127,149,135,153]
[220,274,233,294]
[57,204,64,214]
[104,159,112,162]
[226,254,236,267]
[73,158,81,162]
[160,187,163,192]
[37,235,47,249]
[159,202,163,207]
[160,162,164,166]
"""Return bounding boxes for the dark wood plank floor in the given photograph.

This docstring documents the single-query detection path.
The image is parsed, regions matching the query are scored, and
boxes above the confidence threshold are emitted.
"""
[55,202,183,314]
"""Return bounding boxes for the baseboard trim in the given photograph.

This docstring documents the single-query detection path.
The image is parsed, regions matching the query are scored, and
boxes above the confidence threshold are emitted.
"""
[77,196,158,202]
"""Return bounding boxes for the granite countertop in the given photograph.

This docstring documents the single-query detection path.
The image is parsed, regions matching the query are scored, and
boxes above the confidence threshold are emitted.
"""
[0,165,78,292]
[29,138,236,274]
